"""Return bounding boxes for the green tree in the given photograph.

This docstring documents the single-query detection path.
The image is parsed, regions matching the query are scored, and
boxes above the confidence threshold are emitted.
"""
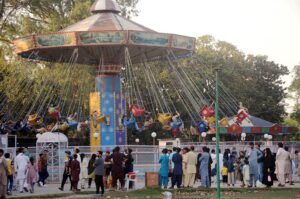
[0,0,140,144]
[192,35,288,122]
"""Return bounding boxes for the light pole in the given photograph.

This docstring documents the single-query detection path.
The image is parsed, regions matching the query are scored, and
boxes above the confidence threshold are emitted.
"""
[151,132,157,145]
[215,69,221,199]
[212,137,216,142]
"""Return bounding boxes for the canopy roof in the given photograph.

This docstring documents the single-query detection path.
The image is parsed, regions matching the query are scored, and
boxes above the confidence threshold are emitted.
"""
[90,0,121,14]
[229,115,274,127]
[13,0,195,66]
[37,132,68,143]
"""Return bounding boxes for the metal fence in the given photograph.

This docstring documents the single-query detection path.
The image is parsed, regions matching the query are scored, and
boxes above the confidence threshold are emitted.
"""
[5,141,300,183]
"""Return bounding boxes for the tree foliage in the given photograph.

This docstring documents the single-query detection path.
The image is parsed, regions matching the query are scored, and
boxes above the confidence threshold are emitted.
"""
[193,35,288,122]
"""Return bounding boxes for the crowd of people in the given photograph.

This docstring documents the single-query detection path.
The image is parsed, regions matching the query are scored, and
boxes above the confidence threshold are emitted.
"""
[0,142,299,198]
[0,147,49,199]
[0,146,134,199]
[159,142,299,189]
[57,146,135,195]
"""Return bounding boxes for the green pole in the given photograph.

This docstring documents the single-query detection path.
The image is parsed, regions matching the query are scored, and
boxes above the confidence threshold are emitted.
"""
[215,69,221,199]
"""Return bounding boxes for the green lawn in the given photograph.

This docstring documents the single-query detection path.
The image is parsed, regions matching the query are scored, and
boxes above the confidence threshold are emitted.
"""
[10,188,300,199]
[125,188,300,199]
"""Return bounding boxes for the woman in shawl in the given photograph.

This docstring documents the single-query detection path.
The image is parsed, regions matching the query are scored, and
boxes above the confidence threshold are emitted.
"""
[262,148,275,187]
[87,154,97,189]
[71,154,80,191]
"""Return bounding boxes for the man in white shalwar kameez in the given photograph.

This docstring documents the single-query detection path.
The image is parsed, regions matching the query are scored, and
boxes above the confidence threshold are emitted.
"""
[275,143,289,187]
[185,146,197,187]
[14,148,29,192]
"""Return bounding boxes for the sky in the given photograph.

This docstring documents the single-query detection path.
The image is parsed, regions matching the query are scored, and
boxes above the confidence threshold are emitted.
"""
[132,0,300,112]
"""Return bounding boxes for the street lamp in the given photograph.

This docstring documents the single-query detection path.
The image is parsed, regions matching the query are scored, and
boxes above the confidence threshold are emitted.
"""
[151,132,157,145]
[241,133,246,143]
[175,138,180,147]
[268,135,273,140]
[215,69,221,199]
[212,137,216,142]
[135,138,140,144]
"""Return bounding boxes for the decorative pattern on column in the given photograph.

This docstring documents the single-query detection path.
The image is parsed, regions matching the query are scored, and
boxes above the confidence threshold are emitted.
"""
[89,92,101,147]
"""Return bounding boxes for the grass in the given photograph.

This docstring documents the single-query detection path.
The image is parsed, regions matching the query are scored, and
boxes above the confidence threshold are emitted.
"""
[9,188,300,199]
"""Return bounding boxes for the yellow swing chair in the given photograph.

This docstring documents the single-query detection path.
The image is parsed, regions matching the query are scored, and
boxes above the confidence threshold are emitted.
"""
[28,114,38,125]
[157,113,172,130]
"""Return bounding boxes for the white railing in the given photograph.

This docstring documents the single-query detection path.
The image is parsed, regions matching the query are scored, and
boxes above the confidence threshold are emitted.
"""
[4,141,300,183]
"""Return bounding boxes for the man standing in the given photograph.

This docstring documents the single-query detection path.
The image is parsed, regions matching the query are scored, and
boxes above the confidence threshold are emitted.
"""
[185,146,197,188]
[182,148,189,187]
[59,151,72,191]
[111,146,125,189]
[199,147,210,188]
[0,149,8,199]
[248,143,262,187]
[169,147,177,171]
[218,149,223,181]
[294,151,300,176]
[275,143,288,187]
[284,147,293,185]
[38,152,48,186]
[14,148,29,193]
[4,153,13,195]
[94,151,105,195]
[257,144,264,183]
[42,150,49,186]
[210,149,216,184]
[171,148,182,189]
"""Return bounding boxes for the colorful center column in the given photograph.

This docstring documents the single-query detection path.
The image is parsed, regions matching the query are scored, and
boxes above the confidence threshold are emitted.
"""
[90,71,126,147]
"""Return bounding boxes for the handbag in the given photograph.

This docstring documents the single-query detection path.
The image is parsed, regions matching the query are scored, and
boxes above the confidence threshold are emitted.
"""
[267,175,272,182]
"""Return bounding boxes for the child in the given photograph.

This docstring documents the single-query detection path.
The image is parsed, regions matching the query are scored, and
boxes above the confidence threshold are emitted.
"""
[5,153,14,195]
[27,157,38,193]
[242,158,250,187]
[221,163,228,185]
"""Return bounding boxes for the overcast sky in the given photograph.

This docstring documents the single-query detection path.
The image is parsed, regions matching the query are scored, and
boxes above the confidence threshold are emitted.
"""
[132,0,300,111]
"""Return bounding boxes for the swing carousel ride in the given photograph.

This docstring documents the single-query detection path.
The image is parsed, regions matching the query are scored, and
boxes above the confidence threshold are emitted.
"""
[3,0,295,147]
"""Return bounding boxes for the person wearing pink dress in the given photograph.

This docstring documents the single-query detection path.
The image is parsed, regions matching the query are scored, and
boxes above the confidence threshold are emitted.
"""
[27,157,38,193]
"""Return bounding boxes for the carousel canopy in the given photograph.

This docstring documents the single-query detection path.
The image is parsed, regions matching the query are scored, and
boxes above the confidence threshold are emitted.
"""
[90,0,121,14]
[37,132,68,143]
[229,115,274,127]
[13,0,195,66]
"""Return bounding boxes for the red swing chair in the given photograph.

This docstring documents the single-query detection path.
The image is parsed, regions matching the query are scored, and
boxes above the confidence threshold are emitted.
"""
[130,104,145,117]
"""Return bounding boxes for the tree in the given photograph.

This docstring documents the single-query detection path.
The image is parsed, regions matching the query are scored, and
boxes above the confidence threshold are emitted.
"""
[0,0,140,144]
[191,35,288,123]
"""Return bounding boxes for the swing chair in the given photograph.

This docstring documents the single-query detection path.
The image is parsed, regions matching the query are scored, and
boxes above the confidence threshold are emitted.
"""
[122,114,136,129]
[220,117,229,127]
[58,121,69,131]
[197,121,209,133]
[48,106,60,119]
[144,116,154,128]
[91,111,106,128]
[205,116,216,126]
[28,114,39,125]
[157,113,172,126]
[130,104,145,117]
[200,106,215,118]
